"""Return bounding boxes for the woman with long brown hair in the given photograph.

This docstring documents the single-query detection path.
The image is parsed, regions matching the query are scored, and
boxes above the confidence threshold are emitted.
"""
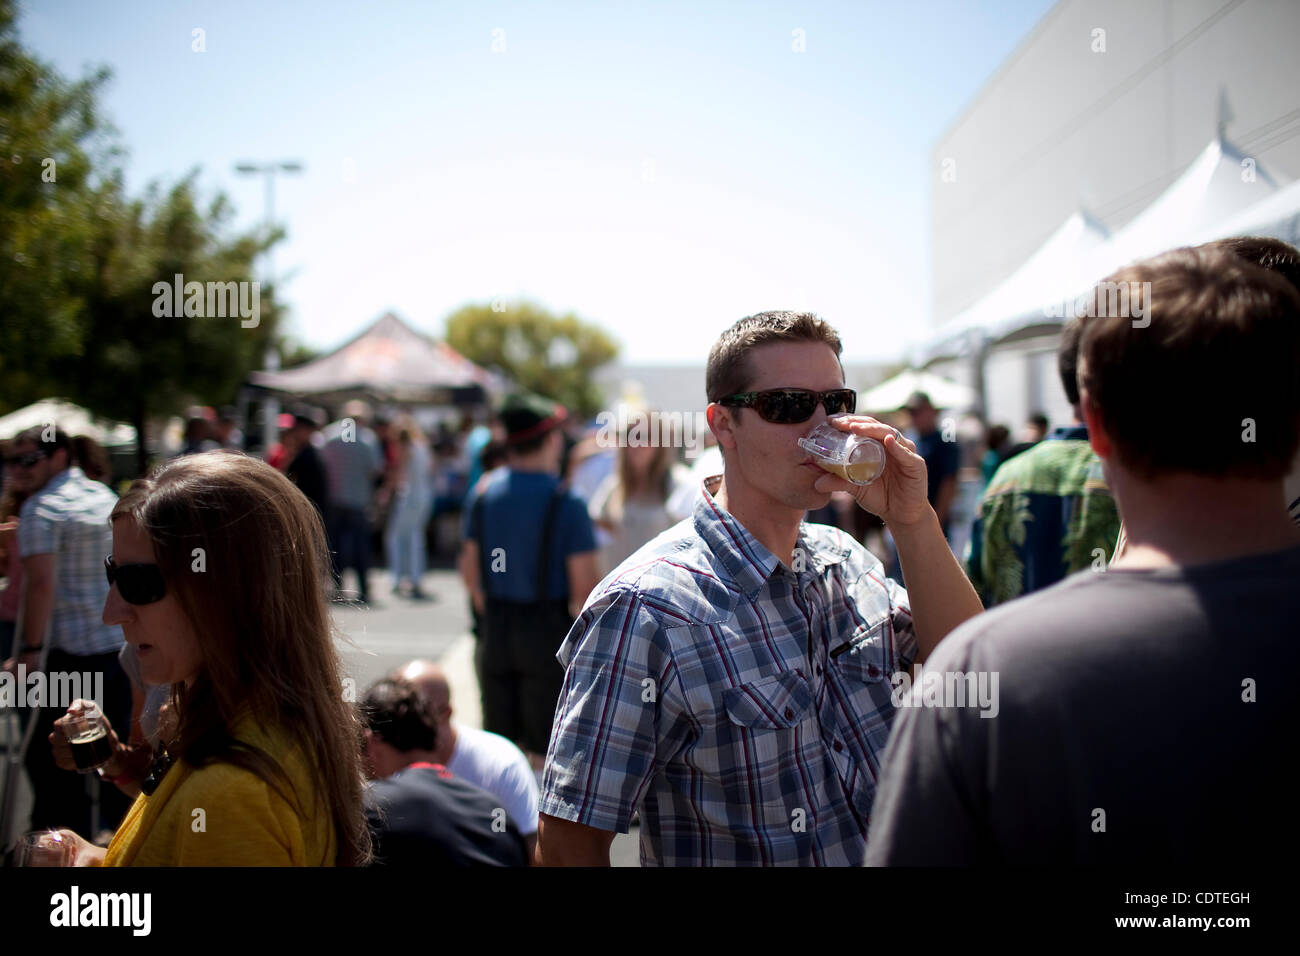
[43,450,371,865]
[588,408,689,577]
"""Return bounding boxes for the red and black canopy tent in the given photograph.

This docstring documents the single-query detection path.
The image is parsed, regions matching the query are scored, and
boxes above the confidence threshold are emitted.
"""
[250,311,510,409]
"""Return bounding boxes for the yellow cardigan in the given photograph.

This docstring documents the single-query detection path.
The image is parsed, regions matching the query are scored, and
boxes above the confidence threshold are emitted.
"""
[102,719,336,866]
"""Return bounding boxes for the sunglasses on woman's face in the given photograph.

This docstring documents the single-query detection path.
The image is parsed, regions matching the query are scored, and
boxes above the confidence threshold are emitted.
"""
[104,556,167,606]
[717,388,857,424]
[4,450,48,469]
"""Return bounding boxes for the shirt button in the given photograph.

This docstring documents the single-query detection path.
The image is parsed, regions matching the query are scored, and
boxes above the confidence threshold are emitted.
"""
[784,708,795,721]
[867,665,880,678]
[833,740,844,753]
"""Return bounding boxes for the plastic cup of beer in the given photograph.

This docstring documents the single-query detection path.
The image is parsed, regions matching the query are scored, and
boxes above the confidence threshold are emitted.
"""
[797,423,886,486]
[15,829,77,867]
[64,700,114,773]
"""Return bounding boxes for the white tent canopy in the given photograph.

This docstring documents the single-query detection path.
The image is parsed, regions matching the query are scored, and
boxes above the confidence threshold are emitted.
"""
[919,136,1290,363]
[0,399,136,446]
[919,210,1109,364]
[859,369,975,413]
[1049,135,1287,319]
[1190,177,1300,246]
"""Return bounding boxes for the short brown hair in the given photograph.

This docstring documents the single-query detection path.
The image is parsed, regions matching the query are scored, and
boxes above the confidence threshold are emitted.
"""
[1209,235,1300,293]
[1079,245,1300,481]
[706,311,843,403]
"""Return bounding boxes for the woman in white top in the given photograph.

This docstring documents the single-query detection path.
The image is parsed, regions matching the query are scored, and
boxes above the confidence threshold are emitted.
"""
[385,420,435,598]
[588,408,688,578]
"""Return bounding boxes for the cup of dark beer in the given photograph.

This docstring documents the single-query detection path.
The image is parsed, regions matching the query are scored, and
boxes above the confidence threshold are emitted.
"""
[63,700,115,772]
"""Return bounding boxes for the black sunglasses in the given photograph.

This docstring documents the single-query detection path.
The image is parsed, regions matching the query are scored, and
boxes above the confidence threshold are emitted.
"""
[718,388,857,424]
[105,556,167,606]
[4,450,48,468]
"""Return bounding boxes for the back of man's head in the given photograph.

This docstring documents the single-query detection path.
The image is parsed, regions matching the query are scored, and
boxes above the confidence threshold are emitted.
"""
[1079,245,1300,482]
[394,660,451,716]
[362,679,437,753]
[1057,319,1084,407]
[706,311,843,404]
[1210,235,1300,293]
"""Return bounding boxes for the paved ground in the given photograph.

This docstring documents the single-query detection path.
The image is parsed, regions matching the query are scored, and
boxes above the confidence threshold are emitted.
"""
[333,564,641,866]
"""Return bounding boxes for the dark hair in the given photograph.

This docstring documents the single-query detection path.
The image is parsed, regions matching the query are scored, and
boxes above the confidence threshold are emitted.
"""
[1057,318,1084,406]
[361,679,437,753]
[706,311,843,404]
[1079,245,1300,480]
[1027,413,1049,432]
[480,440,507,472]
[71,435,110,483]
[985,424,1010,450]
[1209,236,1300,293]
[16,425,71,461]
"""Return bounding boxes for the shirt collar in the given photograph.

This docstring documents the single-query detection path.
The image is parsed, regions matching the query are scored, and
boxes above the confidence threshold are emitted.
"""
[38,466,78,495]
[691,475,852,597]
[1048,424,1089,441]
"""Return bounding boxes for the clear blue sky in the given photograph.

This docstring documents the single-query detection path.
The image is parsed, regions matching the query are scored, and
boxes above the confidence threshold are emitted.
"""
[18,0,1055,364]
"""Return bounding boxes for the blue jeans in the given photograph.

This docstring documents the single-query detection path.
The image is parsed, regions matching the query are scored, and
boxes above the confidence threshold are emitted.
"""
[386,498,431,586]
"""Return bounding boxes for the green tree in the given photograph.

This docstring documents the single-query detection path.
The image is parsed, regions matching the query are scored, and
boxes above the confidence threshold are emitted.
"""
[0,0,116,406]
[60,172,279,473]
[1,2,281,473]
[444,300,619,419]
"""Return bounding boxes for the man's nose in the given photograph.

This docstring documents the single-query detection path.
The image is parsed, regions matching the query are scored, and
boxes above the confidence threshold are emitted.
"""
[102,586,133,627]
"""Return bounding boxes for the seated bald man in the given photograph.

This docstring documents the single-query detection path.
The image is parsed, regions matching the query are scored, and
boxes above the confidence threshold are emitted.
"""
[396,659,540,856]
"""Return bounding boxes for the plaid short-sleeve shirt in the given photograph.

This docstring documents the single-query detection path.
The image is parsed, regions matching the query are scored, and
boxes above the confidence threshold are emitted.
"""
[18,466,122,656]
[541,477,917,866]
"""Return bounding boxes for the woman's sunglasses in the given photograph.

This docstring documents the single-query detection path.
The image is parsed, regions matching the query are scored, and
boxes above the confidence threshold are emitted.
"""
[4,450,48,469]
[717,388,857,424]
[104,556,167,606]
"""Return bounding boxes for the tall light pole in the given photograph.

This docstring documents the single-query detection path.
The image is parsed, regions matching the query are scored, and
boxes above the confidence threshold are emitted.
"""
[235,159,303,453]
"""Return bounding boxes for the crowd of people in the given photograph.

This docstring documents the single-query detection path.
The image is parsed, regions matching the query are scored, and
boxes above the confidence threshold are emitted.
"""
[2,233,1297,866]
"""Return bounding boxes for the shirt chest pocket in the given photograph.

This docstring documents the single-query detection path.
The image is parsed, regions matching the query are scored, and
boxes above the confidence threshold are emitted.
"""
[830,619,891,685]
[722,670,813,729]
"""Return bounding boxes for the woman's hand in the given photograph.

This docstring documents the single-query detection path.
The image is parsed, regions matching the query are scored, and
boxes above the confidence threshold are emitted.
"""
[22,828,105,867]
[50,699,123,773]
[811,416,933,528]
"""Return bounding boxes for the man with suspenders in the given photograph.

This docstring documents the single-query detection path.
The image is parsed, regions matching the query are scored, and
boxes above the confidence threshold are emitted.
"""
[460,393,600,773]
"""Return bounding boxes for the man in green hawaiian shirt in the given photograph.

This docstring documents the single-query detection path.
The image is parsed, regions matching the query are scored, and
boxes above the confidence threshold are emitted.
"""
[966,318,1120,606]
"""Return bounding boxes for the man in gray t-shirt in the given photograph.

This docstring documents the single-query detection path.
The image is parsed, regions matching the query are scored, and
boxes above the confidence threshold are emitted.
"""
[865,545,1300,865]
[866,244,1300,867]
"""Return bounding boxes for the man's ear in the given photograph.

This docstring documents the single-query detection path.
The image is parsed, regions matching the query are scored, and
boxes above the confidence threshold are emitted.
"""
[1079,388,1112,461]
[706,403,739,451]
